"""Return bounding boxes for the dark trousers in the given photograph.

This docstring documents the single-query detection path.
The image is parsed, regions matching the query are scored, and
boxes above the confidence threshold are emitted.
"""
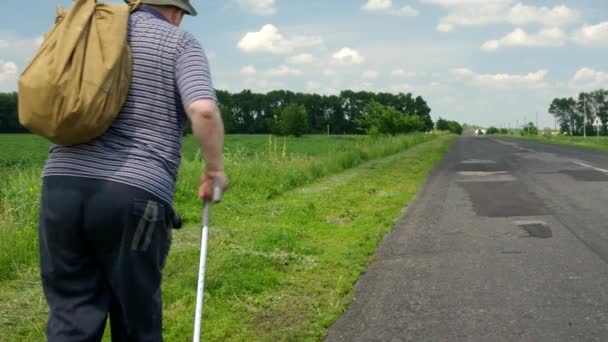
[39,176,172,341]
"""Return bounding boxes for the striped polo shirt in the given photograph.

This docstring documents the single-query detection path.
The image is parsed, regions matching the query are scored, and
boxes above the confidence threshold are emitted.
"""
[43,8,216,205]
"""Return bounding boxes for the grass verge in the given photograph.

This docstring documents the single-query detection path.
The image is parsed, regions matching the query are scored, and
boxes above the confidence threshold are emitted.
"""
[0,135,454,341]
[0,134,435,281]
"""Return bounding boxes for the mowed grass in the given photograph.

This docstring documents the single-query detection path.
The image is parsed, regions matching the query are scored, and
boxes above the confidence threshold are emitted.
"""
[500,134,608,152]
[0,133,454,341]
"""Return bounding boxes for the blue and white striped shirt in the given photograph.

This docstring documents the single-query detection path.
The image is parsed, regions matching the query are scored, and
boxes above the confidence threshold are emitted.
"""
[43,9,216,205]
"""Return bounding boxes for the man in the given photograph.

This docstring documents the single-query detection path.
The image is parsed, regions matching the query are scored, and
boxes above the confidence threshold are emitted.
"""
[38,0,228,340]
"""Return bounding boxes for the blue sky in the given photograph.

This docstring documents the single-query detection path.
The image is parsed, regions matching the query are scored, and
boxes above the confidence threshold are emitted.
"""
[1,0,607,128]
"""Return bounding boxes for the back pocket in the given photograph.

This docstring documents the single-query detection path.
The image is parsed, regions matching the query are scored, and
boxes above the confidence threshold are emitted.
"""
[131,199,166,252]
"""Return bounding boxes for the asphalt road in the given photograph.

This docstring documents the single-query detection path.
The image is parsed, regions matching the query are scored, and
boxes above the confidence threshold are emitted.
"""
[326,136,608,342]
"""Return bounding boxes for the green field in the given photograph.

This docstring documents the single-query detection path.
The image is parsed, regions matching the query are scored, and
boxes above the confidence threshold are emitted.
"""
[0,133,454,341]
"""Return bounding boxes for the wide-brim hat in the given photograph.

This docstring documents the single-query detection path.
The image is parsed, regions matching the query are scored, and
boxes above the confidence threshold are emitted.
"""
[140,0,197,16]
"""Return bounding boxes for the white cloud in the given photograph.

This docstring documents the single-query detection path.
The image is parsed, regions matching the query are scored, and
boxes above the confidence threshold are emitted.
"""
[572,22,608,48]
[389,83,416,93]
[237,25,322,54]
[306,82,340,96]
[570,68,608,90]
[306,81,321,92]
[391,69,417,78]
[332,47,365,65]
[507,4,579,28]
[474,70,548,89]
[34,36,43,47]
[1,61,17,75]
[0,35,43,51]
[363,70,379,79]
[239,0,277,16]
[0,35,43,66]
[361,0,392,11]
[287,53,315,64]
[240,65,257,76]
[216,83,231,91]
[391,6,419,16]
[322,69,337,76]
[0,60,18,91]
[481,27,566,52]
[437,23,455,32]
[449,68,473,76]
[322,88,340,96]
[421,0,579,32]
[266,65,303,77]
[449,67,548,89]
[362,0,419,16]
[243,78,284,93]
[352,82,375,91]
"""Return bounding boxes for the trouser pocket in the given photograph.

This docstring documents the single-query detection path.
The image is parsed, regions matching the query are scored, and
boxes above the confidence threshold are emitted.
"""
[131,198,172,268]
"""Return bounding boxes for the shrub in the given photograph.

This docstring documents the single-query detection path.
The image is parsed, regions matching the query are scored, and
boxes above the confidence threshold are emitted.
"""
[276,104,309,137]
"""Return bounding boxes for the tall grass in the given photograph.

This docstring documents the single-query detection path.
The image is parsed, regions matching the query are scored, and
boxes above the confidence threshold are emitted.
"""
[0,133,435,281]
[175,134,433,221]
[0,167,41,280]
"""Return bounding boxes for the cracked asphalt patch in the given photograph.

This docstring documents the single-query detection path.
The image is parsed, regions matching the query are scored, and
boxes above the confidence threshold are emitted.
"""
[460,181,548,218]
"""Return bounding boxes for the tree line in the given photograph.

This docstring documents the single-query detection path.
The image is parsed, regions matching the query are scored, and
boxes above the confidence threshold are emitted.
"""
[0,93,27,133]
[0,90,435,135]
[216,89,434,135]
[549,89,608,135]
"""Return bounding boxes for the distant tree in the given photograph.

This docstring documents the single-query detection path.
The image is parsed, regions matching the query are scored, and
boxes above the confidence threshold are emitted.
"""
[0,92,27,133]
[549,97,579,135]
[447,121,463,135]
[499,128,508,134]
[436,117,462,135]
[276,104,309,137]
[436,118,449,131]
[521,122,539,136]
[486,127,500,135]
[358,101,424,135]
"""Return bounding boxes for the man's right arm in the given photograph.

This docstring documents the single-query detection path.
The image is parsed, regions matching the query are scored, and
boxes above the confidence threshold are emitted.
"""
[186,99,229,200]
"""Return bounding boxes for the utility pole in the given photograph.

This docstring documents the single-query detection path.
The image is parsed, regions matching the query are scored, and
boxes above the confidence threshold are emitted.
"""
[597,105,601,142]
[584,98,587,139]
[554,115,557,134]
[536,111,539,133]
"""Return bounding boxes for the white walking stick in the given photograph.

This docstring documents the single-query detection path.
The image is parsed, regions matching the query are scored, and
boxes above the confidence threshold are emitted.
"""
[193,184,223,342]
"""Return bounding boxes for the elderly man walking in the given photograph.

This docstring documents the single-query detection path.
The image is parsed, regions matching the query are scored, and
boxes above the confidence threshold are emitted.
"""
[38,1,228,340]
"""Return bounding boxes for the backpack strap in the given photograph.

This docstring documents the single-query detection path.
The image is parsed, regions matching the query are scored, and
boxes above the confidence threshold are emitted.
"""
[125,0,142,13]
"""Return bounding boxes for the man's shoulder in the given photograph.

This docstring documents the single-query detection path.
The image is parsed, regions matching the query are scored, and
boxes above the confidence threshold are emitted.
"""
[131,12,193,41]
[176,29,200,49]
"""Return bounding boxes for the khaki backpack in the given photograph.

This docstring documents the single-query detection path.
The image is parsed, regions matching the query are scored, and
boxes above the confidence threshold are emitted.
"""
[18,0,141,146]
